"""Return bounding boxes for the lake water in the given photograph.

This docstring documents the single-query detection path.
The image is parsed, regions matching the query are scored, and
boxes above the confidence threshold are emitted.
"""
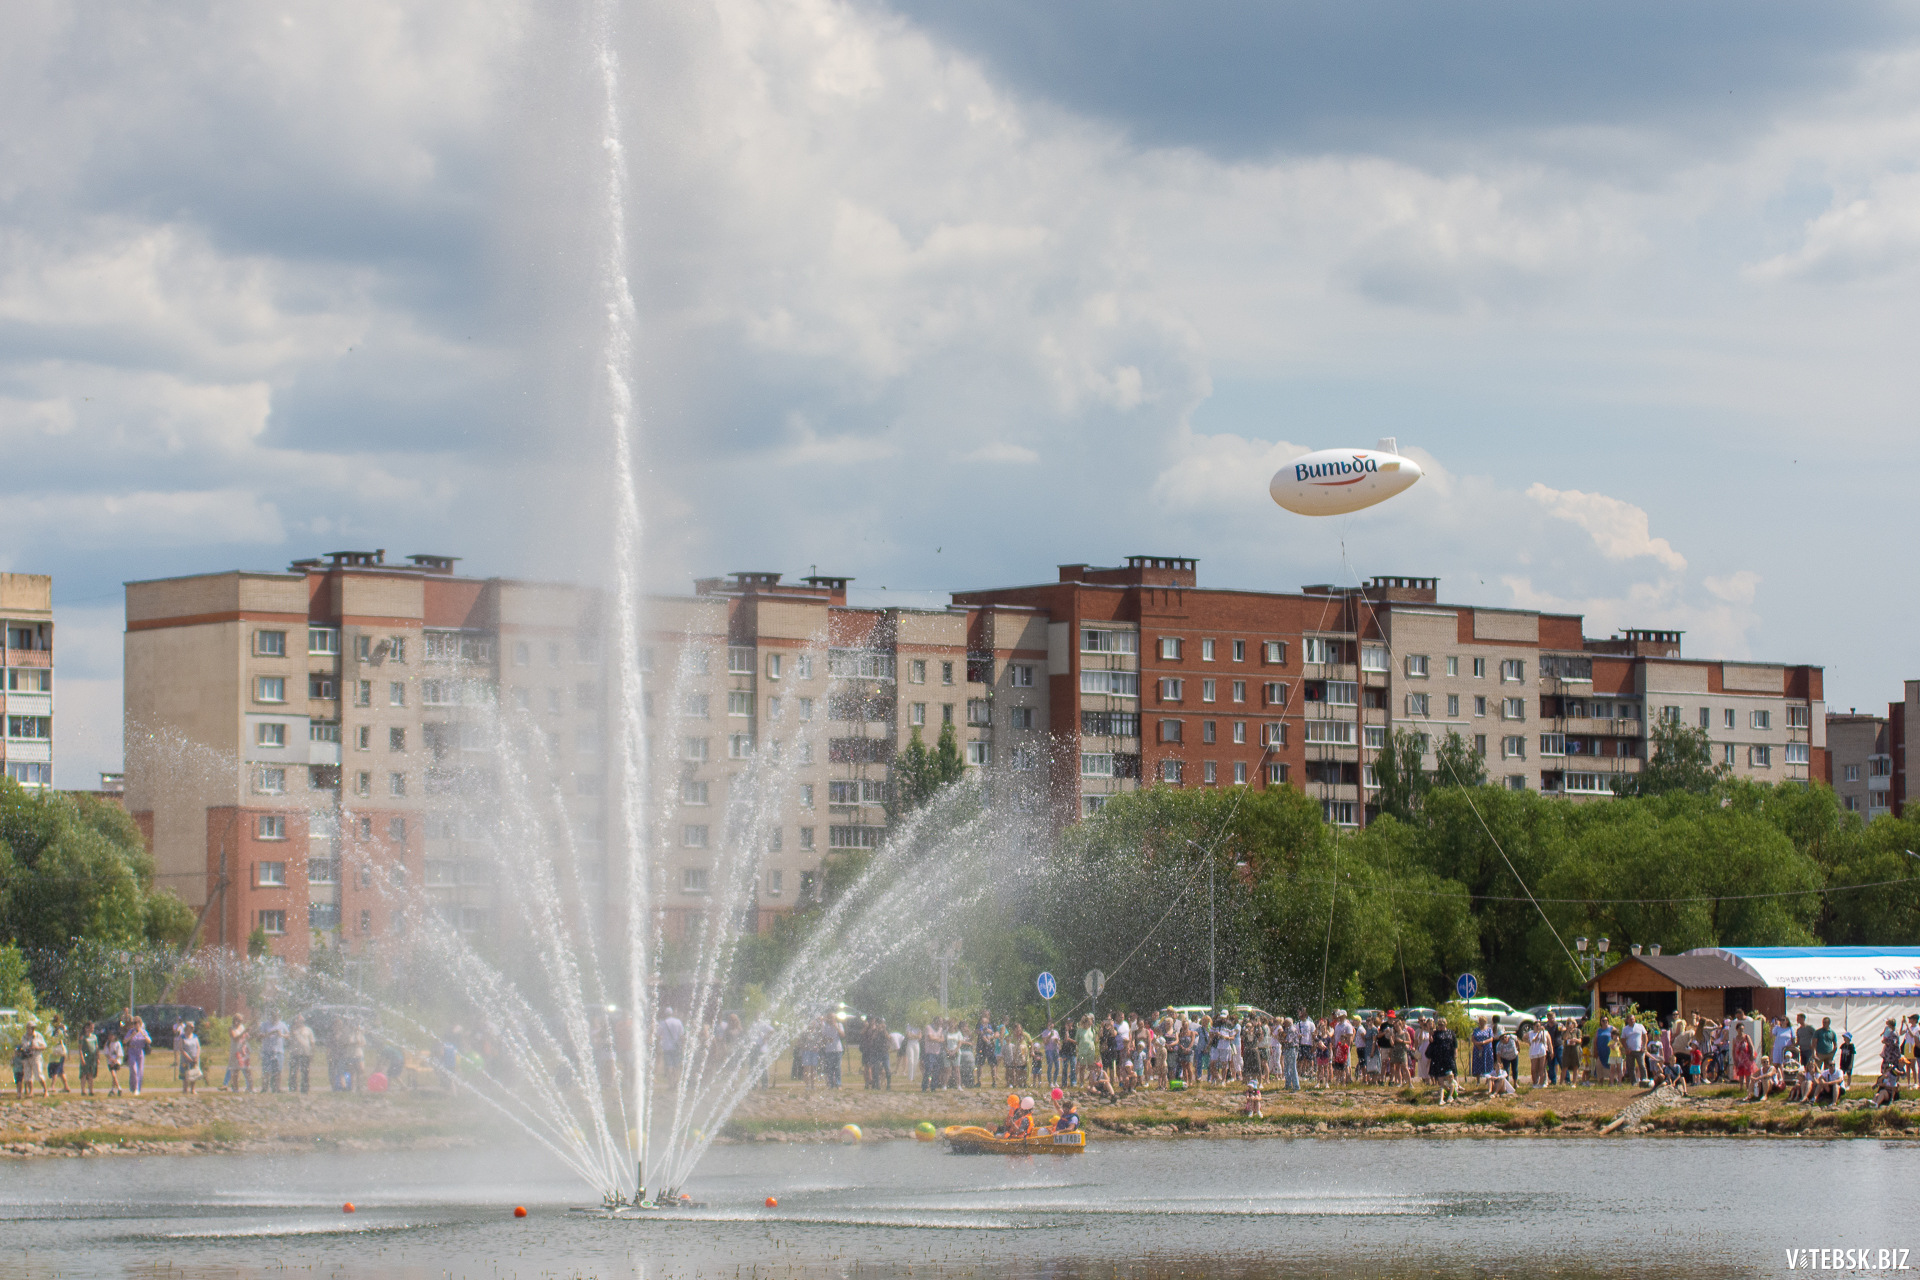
[3,1136,1916,1279]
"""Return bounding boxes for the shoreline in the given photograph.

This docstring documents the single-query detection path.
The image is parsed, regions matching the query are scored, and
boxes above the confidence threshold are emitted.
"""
[4,1078,1913,1160]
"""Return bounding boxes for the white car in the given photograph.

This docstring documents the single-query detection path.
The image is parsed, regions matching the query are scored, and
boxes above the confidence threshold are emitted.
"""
[1460,997,1531,1034]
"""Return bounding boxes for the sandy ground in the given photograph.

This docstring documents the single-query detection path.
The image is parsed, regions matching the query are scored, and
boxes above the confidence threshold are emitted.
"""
[4,1071,1914,1158]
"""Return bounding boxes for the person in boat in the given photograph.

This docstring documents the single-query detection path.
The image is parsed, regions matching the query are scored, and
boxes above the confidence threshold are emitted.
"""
[1052,1097,1080,1133]
[1007,1097,1037,1138]
[994,1092,1021,1136]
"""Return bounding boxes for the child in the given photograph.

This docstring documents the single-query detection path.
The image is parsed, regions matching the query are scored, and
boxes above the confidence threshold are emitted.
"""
[103,1033,125,1096]
[1486,1059,1515,1097]
[1241,1075,1263,1117]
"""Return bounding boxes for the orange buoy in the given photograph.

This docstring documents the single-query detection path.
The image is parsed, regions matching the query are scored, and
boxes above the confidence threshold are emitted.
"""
[342,1203,356,1214]
[765,1196,778,1208]
[513,1206,528,1218]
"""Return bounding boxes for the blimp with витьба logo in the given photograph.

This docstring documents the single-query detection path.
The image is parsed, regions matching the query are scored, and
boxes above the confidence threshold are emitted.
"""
[1269,437,1423,517]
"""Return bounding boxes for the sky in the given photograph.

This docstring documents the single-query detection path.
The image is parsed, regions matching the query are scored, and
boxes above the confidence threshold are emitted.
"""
[5,0,1920,787]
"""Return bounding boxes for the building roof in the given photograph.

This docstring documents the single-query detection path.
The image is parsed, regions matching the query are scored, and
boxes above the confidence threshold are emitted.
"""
[1697,947,1920,998]
[1586,953,1757,991]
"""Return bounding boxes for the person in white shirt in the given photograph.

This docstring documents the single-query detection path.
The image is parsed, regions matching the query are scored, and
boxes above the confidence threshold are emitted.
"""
[1527,1024,1551,1086]
[1622,1018,1647,1086]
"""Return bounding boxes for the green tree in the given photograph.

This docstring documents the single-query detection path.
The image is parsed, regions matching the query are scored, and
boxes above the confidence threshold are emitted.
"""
[1614,718,1725,797]
[1432,730,1487,790]
[247,925,271,959]
[1371,729,1430,822]
[889,725,967,817]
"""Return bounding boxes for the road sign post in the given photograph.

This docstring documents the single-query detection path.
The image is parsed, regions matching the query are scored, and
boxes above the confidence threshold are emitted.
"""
[1456,973,1478,1001]
[1083,969,1105,1025]
[1037,971,1056,1028]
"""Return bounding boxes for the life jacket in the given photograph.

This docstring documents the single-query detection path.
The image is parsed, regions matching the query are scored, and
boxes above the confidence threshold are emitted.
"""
[1008,1112,1035,1138]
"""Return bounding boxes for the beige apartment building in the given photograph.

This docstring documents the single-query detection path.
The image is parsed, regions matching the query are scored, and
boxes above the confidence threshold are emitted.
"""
[2,573,55,790]
[126,556,1053,965]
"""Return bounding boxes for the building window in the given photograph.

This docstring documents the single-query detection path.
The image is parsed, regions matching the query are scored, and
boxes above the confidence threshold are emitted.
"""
[1447,694,1460,717]
[907,702,927,727]
[389,727,406,752]
[1700,707,1712,729]
[256,859,286,887]
[943,703,954,724]
[388,771,406,796]
[1750,709,1773,730]
[1263,681,1288,705]
[726,646,753,675]
[1506,775,1527,791]
[1232,721,1247,744]
[1502,698,1526,721]
[1008,664,1036,688]
[766,695,782,721]
[966,741,990,766]
[728,734,753,759]
[1200,679,1217,703]
[1363,725,1385,749]
[942,661,955,685]
[354,680,371,707]
[1844,763,1862,783]
[968,699,991,726]
[258,909,286,935]
[254,676,286,704]
[1267,762,1289,784]
[255,630,287,657]
[1405,654,1429,678]
[683,867,710,894]
[1785,742,1809,765]
[1445,656,1459,677]
[1081,628,1139,654]
[1406,693,1430,716]
[1501,736,1526,760]
[308,627,340,655]
[767,869,785,897]
[683,737,709,762]
[910,659,926,683]
[1203,761,1218,784]
[1160,760,1184,784]
[1323,800,1356,826]
[1500,659,1524,682]
[1158,678,1184,702]
[797,697,815,721]
[1787,705,1810,729]
[1233,761,1248,784]
[1202,720,1217,744]
[1201,639,1216,662]
[1317,681,1356,706]
[1232,640,1246,662]
[728,691,753,717]
[1231,680,1246,703]
[1360,644,1389,673]
[1301,721,1346,745]
[1472,658,1487,679]
[1080,670,1141,698]
[1010,746,1039,770]
[1749,744,1773,768]
[1159,719,1184,743]
[1468,696,1483,717]
[255,767,287,795]
[1266,641,1290,664]
[1871,757,1893,777]
[1723,743,1737,765]
[309,673,337,700]
[1564,772,1608,794]
[388,637,407,663]
[1540,733,1566,756]
[1010,706,1035,729]
[1303,638,1336,665]
[1159,637,1183,660]
[1474,735,1487,756]
[389,681,406,707]
[354,770,371,796]
[680,824,710,849]
[766,653,783,680]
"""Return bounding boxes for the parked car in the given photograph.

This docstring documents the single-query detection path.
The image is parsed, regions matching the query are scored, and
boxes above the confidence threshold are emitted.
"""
[1460,997,1530,1033]
[134,1004,207,1049]
[1164,1004,1273,1022]
[1395,1007,1440,1023]
[1525,1004,1590,1026]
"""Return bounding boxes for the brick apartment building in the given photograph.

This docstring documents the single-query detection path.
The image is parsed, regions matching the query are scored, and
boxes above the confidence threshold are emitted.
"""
[1825,681,1918,820]
[2,573,55,790]
[955,556,1825,826]
[125,554,1055,966]
[126,550,1825,967]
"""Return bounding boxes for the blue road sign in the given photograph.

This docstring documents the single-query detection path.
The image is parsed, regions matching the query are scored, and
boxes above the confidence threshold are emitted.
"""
[1456,973,1479,1000]
[1036,971,1057,1001]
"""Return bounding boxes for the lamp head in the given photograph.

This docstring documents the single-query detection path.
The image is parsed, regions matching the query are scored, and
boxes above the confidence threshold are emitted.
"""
[1575,936,1588,953]
[1598,937,1610,954]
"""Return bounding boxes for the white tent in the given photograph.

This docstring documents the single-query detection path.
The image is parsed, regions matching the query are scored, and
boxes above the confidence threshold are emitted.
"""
[1692,947,1920,1077]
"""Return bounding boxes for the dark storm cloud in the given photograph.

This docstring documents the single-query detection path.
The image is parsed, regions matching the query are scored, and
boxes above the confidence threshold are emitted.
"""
[879,0,1912,162]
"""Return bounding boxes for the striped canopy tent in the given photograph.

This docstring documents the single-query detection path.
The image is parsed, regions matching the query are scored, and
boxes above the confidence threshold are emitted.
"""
[1691,947,1920,1077]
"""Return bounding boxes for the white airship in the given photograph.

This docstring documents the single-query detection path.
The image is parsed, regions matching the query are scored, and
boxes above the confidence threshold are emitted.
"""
[1269,437,1424,516]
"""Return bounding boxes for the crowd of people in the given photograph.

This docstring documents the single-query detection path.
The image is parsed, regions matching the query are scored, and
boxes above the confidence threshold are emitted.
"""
[763,1004,1920,1110]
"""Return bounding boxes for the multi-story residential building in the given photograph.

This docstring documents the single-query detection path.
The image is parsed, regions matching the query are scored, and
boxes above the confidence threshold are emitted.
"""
[1826,710,1896,819]
[125,556,1053,967]
[1,573,55,790]
[957,557,1825,826]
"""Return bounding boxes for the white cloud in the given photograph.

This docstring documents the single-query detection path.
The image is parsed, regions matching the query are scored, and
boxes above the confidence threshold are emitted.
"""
[1526,483,1687,572]
[1150,428,1309,512]
[1747,172,1920,283]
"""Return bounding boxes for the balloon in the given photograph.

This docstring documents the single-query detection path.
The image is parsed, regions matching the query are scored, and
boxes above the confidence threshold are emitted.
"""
[1050,1087,1064,1102]
[1006,1093,1019,1109]
[366,1072,388,1093]
[765,1197,778,1208]
[513,1206,527,1218]
[915,1121,937,1141]
[1270,439,1423,516]
[1020,1097,1034,1110]
[840,1124,862,1143]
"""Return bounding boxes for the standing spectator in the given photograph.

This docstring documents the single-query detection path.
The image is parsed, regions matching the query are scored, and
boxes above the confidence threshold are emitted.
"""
[288,1016,315,1093]
[45,1022,69,1094]
[1838,1032,1856,1080]
[1622,1015,1647,1086]
[227,1018,253,1092]
[79,1022,100,1096]
[822,1015,843,1089]
[125,1017,152,1096]
[1814,1017,1839,1070]
[1426,1017,1459,1103]
[1042,1022,1060,1086]
[920,1020,943,1092]
[1794,1013,1816,1069]
[261,1016,288,1093]
[658,1008,685,1084]
[179,1023,203,1094]
[103,1028,125,1095]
